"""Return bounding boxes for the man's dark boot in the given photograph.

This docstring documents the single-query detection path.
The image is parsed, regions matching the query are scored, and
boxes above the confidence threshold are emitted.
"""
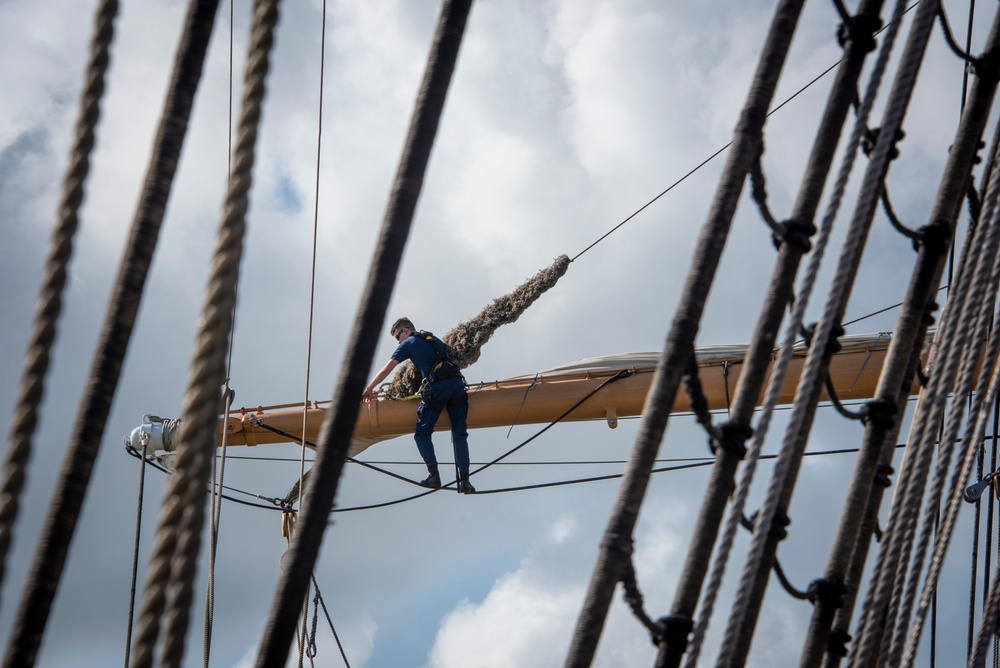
[457,468,476,495]
[420,464,441,489]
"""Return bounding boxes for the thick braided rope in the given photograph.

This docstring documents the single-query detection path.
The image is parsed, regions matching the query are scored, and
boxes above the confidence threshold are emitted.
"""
[903,293,1000,666]
[687,3,910,666]
[894,171,1000,665]
[855,123,1000,668]
[128,2,279,666]
[384,254,570,399]
[887,217,993,663]
[567,3,805,664]
[972,568,1000,665]
[255,2,473,665]
[850,111,1000,668]
[0,0,117,603]
[880,263,983,663]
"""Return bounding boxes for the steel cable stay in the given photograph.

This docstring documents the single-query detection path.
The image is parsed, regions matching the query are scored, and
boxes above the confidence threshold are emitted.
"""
[570,2,924,266]
[125,423,918,514]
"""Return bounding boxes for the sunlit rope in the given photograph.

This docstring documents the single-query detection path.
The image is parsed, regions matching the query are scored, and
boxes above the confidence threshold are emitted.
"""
[686,0,911,662]
[856,66,1000,666]
[129,1,281,665]
[897,159,1000,666]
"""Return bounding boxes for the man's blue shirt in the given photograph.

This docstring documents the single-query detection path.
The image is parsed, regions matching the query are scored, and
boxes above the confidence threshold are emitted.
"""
[391,334,438,378]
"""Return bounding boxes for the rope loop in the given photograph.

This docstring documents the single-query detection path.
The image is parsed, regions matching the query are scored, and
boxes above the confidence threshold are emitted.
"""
[621,557,664,645]
[683,353,721,452]
[807,576,847,608]
[859,397,897,429]
[935,4,981,69]
[750,142,782,237]
[880,188,923,245]
[717,418,754,458]
[824,375,865,421]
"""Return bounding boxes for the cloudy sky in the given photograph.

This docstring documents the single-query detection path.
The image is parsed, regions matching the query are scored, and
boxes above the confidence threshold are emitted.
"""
[1,0,997,666]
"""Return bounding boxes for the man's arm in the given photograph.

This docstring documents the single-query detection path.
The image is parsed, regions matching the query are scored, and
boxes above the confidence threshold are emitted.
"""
[362,358,399,402]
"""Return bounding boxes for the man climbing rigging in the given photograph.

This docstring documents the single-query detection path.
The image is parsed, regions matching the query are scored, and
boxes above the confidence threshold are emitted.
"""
[362,317,475,494]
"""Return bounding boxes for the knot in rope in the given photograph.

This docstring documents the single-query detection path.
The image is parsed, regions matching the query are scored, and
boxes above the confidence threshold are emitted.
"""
[602,531,633,558]
[859,397,897,429]
[658,614,694,649]
[807,576,847,608]
[874,462,895,488]
[717,418,754,458]
[828,629,852,657]
[837,12,881,53]
[772,217,817,252]
[917,219,952,254]
[923,300,939,327]
[749,508,790,542]
[862,125,904,161]
[802,321,844,355]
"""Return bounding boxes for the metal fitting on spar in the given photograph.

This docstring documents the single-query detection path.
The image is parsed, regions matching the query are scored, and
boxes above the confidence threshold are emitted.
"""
[126,414,181,468]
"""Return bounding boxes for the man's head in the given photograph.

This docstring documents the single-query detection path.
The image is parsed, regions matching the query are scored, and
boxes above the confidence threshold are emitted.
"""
[390,317,415,342]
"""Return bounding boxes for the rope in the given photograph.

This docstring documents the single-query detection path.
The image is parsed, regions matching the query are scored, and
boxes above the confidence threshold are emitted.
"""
[385,255,570,399]
[968,399,988,658]
[128,1,273,665]
[749,141,782,235]
[659,2,890,663]
[874,222,985,660]
[729,0,934,655]
[566,2,807,665]
[689,1,909,664]
[898,191,1000,667]
[4,3,225,667]
[311,575,351,667]
[850,10,1000,664]
[869,96,1000,667]
[988,398,999,668]
[0,0,117,623]
[254,3,473,665]
[936,3,979,65]
[621,555,664,643]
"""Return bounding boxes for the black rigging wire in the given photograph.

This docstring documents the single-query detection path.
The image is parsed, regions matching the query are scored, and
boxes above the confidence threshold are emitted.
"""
[570,2,920,264]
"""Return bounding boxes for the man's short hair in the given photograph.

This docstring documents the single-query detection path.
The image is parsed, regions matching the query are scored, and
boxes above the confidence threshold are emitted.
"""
[390,317,415,338]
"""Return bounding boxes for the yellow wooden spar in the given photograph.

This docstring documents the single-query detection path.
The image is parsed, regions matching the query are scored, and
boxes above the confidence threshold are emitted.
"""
[203,331,908,458]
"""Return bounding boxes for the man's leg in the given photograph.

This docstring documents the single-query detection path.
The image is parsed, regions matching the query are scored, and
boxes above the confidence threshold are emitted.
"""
[415,399,443,488]
[445,381,474,494]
